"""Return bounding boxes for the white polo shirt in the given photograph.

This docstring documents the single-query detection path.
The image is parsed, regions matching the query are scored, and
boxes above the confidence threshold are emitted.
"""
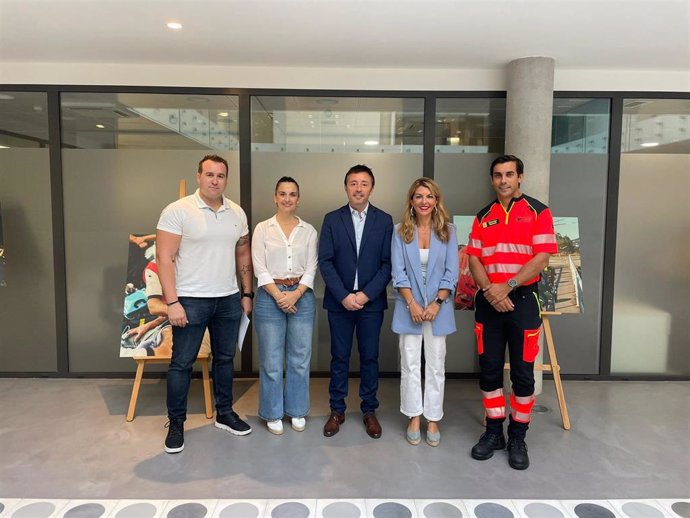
[157,189,249,297]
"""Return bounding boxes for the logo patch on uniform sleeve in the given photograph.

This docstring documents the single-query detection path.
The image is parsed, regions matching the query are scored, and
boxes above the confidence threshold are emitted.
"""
[482,218,499,228]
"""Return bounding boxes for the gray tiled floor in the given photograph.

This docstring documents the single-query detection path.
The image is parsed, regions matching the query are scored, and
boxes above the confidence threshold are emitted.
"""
[1,497,688,517]
[0,378,688,503]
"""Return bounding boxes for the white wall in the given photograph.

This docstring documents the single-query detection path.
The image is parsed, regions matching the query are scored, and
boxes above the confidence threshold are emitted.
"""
[2,62,689,92]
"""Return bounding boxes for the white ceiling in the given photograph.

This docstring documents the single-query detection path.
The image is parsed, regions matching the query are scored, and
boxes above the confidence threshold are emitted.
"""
[1,0,688,71]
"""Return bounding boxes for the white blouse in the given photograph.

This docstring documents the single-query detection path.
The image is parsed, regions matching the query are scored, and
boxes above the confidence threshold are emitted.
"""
[251,215,318,289]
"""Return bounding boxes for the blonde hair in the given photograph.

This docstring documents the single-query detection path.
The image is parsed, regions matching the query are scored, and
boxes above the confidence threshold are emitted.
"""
[398,177,450,244]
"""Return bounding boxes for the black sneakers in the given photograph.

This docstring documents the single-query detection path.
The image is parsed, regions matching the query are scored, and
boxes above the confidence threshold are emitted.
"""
[215,411,252,436]
[164,419,185,454]
[507,437,530,470]
[471,432,506,460]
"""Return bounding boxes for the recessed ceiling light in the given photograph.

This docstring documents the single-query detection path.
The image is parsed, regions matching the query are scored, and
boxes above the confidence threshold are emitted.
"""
[0,94,15,100]
[96,124,105,129]
[167,22,183,30]
[0,145,10,149]
[364,140,379,146]
[218,112,229,117]
[640,142,659,147]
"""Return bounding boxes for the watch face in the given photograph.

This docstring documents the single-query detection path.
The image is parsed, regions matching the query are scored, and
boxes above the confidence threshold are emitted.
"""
[508,279,517,288]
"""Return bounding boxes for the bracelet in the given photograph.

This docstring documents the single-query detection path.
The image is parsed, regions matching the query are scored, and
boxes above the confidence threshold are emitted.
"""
[167,300,179,306]
[406,300,414,309]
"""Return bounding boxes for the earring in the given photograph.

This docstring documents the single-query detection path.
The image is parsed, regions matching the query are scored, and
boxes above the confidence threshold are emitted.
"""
[410,207,415,217]
[433,206,438,215]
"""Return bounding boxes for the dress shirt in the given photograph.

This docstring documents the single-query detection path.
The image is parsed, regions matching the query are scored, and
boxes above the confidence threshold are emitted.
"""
[350,203,369,290]
[252,215,318,289]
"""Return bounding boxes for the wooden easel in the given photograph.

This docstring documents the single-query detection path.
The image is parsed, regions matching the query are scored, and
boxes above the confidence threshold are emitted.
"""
[504,310,571,430]
[126,179,214,422]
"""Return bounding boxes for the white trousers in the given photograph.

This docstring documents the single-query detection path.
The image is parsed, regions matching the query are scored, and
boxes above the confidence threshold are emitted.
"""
[399,321,447,421]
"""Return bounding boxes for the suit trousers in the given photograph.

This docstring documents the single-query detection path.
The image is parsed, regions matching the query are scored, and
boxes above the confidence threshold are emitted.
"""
[399,321,447,422]
[327,309,384,414]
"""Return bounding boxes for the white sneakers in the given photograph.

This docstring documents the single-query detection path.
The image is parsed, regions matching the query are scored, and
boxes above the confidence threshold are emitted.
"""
[267,419,284,435]
[291,417,306,432]
[266,417,306,434]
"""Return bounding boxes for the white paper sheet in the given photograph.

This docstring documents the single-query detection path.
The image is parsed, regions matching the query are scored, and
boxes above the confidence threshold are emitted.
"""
[238,313,250,351]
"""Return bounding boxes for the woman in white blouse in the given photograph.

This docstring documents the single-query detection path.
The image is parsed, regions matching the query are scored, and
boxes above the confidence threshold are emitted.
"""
[252,177,318,435]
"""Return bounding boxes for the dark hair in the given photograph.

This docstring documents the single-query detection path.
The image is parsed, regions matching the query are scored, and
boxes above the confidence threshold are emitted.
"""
[490,155,524,176]
[198,154,229,174]
[275,176,300,195]
[344,164,375,186]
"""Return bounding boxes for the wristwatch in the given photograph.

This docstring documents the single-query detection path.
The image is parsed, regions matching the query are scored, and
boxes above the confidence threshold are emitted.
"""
[434,297,445,305]
[241,292,255,299]
[507,278,518,290]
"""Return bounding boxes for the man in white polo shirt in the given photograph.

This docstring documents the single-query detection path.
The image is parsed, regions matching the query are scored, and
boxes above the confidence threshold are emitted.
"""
[156,154,254,454]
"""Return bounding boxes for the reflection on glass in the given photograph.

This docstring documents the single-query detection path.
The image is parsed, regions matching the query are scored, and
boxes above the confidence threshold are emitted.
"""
[612,98,690,375]
[0,91,57,371]
[252,96,424,153]
[621,99,690,153]
[435,98,505,153]
[552,98,609,154]
[0,91,50,147]
[61,93,239,150]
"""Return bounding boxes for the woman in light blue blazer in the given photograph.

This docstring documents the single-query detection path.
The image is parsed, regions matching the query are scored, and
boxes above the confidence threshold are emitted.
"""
[391,178,458,447]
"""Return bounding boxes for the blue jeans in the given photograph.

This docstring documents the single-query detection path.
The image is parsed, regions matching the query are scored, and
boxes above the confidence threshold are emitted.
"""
[167,294,241,420]
[254,285,315,421]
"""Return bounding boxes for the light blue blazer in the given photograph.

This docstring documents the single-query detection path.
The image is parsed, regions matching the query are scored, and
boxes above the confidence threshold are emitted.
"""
[391,223,459,336]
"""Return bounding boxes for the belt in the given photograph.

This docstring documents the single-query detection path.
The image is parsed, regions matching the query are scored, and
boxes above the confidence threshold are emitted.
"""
[274,277,302,286]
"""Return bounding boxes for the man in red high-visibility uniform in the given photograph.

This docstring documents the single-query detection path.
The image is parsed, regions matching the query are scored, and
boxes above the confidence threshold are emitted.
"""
[466,155,557,470]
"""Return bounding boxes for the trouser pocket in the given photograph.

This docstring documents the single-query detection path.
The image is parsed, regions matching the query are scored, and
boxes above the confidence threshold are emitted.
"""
[522,328,541,362]
[474,322,484,355]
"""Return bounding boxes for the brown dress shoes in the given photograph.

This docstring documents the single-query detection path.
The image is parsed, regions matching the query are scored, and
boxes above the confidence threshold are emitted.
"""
[323,411,345,437]
[363,412,382,439]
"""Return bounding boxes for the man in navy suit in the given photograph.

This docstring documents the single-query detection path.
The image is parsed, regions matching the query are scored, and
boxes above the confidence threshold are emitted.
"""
[319,164,394,439]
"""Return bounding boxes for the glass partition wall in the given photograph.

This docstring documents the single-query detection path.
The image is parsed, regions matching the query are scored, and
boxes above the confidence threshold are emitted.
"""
[611,99,690,376]
[60,92,241,372]
[250,96,425,373]
[0,92,57,371]
[1,85,687,379]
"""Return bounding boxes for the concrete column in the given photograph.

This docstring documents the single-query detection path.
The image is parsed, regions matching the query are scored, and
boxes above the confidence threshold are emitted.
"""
[504,56,555,396]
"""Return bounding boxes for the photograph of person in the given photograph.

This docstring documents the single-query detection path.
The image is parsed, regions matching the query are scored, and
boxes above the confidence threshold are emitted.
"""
[120,234,210,358]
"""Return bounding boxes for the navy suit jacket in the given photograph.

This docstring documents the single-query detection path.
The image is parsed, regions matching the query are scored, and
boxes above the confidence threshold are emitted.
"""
[319,203,394,312]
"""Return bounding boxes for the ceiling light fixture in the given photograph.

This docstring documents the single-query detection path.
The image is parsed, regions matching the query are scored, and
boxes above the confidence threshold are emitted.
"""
[218,112,229,117]
[364,140,379,146]
[640,142,659,147]
[167,22,183,30]
[96,124,105,129]
[0,94,15,100]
